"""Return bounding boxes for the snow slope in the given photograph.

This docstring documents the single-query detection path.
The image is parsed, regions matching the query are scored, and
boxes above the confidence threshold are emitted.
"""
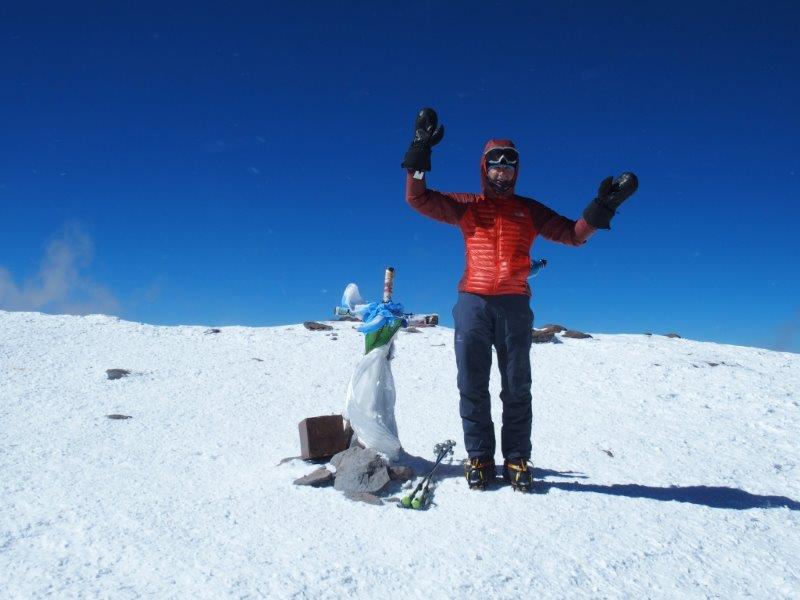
[1,310,798,598]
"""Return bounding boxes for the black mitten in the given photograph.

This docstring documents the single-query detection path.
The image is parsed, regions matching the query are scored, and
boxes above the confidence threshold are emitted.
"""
[401,108,445,172]
[583,172,639,229]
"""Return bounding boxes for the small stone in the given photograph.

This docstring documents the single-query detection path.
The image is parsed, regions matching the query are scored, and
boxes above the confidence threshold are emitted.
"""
[204,328,221,334]
[106,369,130,381]
[403,327,421,333]
[303,321,333,331]
[562,330,592,339]
[344,492,384,506]
[663,333,682,338]
[107,414,132,420]
[294,468,334,487]
[389,466,414,482]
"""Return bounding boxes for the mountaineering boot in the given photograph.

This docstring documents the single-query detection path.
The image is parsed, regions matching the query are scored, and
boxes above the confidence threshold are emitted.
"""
[503,459,534,492]
[464,457,496,490]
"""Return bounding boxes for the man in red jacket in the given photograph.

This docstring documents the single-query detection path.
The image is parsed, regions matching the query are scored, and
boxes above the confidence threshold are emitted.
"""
[402,108,637,491]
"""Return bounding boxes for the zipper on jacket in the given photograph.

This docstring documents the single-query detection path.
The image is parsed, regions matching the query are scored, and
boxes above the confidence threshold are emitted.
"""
[493,200,501,293]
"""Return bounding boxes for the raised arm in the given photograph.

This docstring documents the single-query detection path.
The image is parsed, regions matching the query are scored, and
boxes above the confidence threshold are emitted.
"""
[401,107,471,225]
[528,200,596,246]
[406,172,471,225]
[529,171,639,246]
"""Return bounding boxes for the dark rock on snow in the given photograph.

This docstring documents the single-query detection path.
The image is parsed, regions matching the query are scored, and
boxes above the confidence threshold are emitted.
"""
[304,321,334,331]
[563,330,593,339]
[204,328,221,334]
[332,447,391,494]
[106,369,131,381]
[663,333,682,338]
[531,330,556,344]
[107,414,132,420]
[294,468,335,487]
[538,324,567,334]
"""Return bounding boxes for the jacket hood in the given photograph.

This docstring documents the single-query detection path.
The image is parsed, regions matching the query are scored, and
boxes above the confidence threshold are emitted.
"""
[481,138,518,198]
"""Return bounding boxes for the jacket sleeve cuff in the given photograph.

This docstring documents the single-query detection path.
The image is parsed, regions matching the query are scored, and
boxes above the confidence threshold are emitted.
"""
[575,217,597,244]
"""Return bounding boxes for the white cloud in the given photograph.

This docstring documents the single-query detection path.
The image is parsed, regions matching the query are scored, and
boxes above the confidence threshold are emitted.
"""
[0,223,120,316]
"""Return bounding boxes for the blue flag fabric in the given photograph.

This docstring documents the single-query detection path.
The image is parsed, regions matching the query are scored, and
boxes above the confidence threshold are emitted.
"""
[356,301,406,333]
[339,283,407,333]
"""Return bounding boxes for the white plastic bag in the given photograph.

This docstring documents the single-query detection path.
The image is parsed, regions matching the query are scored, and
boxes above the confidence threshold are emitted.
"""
[344,341,402,462]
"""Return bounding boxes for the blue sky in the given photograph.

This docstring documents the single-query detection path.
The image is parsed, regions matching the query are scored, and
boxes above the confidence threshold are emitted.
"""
[1,2,798,351]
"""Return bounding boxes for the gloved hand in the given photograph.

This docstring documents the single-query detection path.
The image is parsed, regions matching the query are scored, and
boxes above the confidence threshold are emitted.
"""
[401,108,444,172]
[582,172,639,230]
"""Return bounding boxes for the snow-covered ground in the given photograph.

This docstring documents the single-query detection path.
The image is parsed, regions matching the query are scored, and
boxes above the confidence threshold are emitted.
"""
[1,310,798,598]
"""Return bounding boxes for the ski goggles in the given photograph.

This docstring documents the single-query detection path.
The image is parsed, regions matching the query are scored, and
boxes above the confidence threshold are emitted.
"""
[484,147,519,167]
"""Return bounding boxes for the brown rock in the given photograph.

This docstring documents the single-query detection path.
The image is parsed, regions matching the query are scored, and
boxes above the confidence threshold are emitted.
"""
[294,468,334,487]
[532,331,556,344]
[563,330,593,339]
[538,324,567,334]
[303,321,333,331]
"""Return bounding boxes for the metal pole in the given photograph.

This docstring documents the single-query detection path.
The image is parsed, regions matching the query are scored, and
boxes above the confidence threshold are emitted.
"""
[382,267,395,303]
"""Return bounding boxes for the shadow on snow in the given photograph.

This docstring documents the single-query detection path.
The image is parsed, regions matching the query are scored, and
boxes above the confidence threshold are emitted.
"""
[538,480,800,511]
[398,452,800,510]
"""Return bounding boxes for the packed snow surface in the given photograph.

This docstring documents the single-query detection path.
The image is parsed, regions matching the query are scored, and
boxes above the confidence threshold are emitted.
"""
[1,310,798,598]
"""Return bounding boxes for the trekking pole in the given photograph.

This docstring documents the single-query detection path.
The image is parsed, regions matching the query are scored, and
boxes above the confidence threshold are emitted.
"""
[400,440,456,509]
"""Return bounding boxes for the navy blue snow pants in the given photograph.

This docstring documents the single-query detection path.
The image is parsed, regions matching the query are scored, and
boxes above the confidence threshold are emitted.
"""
[453,292,534,461]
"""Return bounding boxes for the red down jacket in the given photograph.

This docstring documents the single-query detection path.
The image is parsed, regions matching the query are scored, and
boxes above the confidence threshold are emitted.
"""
[406,139,596,296]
